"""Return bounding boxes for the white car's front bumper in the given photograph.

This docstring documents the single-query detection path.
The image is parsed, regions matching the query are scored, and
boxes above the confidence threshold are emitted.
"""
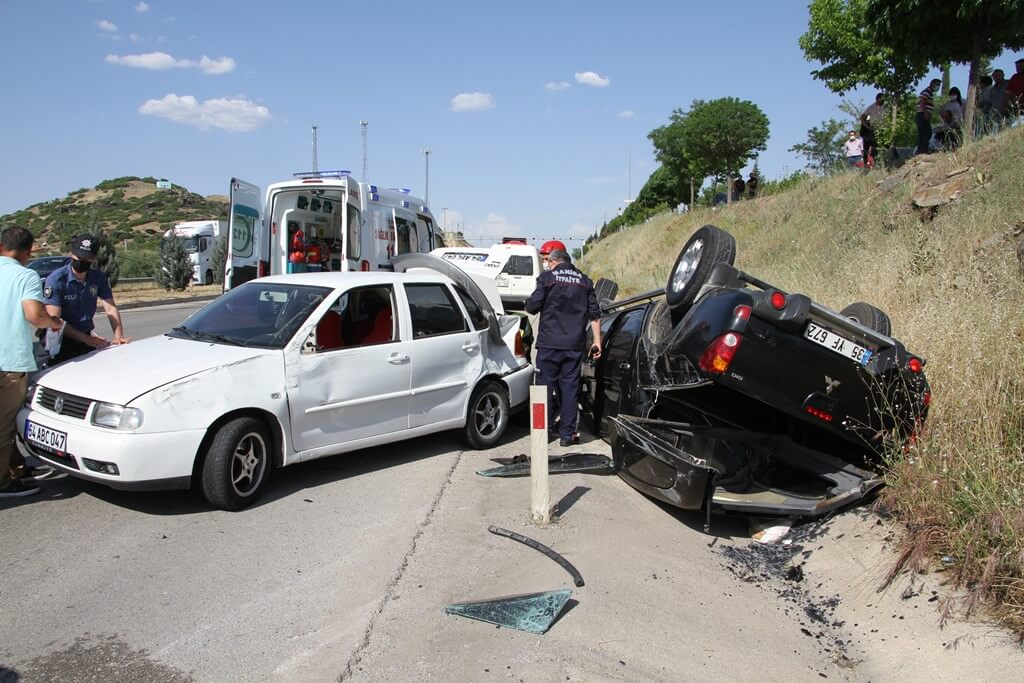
[16,407,205,491]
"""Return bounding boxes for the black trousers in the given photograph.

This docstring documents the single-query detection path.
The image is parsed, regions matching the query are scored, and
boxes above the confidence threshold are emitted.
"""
[915,112,932,154]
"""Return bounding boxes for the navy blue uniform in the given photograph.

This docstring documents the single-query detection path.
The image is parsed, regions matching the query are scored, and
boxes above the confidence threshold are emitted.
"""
[43,263,112,362]
[525,262,600,441]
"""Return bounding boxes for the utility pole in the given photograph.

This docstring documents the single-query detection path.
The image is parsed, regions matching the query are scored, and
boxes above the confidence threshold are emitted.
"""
[421,147,431,205]
[360,120,368,181]
[627,144,632,202]
[311,124,319,172]
[442,207,448,231]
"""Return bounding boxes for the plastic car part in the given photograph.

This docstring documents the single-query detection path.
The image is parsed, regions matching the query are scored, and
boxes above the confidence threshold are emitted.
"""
[488,526,585,587]
[444,589,572,634]
[475,454,614,478]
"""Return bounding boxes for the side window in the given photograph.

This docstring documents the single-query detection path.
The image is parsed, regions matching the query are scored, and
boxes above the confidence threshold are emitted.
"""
[453,285,489,331]
[501,255,534,276]
[605,308,644,365]
[396,216,417,254]
[405,283,468,338]
[346,204,361,260]
[312,285,394,352]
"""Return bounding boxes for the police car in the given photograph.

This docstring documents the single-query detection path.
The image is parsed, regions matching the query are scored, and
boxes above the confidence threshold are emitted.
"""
[18,257,531,510]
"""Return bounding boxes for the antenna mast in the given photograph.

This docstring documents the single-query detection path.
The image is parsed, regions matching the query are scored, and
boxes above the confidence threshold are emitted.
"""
[360,120,368,181]
[311,124,319,172]
[421,147,431,205]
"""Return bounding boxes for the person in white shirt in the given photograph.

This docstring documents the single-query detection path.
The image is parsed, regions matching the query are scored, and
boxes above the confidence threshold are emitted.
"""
[940,87,964,125]
[843,130,864,168]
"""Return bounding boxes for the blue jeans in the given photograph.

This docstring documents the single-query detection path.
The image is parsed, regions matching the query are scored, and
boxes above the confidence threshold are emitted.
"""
[535,348,584,440]
[846,155,862,167]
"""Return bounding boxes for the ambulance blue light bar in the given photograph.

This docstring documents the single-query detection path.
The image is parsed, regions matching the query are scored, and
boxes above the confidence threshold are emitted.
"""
[389,187,412,194]
[369,185,378,193]
[401,200,410,208]
[371,193,380,202]
[293,170,351,179]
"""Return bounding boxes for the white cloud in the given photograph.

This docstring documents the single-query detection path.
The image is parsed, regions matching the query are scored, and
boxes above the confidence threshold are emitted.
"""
[129,33,142,43]
[96,19,118,32]
[106,51,188,69]
[451,92,495,112]
[477,212,524,236]
[138,94,271,132]
[105,51,235,74]
[197,55,235,74]
[575,71,610,87]
[545,81,570,92]
[618,110,635,119]
[135,2,150,12]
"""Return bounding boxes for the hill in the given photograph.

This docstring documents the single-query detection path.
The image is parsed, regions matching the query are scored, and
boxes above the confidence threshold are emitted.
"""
[0,176,228,256]
[579,126,1024,635]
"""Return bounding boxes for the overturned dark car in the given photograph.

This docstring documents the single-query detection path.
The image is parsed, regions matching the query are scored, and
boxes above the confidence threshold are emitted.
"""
[581,225,930,521]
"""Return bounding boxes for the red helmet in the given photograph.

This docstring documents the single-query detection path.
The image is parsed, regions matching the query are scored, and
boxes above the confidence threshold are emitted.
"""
[539,240,567,255]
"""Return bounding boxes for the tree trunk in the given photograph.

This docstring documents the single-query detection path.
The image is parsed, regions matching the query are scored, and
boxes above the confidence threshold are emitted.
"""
[963,39,981,143]
[726,171,733,206]
[690,176,695,207]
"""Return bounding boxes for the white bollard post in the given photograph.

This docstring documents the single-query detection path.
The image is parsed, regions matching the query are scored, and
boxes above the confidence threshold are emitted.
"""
[529,384,550,525]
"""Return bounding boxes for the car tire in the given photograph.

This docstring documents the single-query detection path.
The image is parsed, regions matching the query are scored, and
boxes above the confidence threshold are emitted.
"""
[462,380,510,449]
[594,277,619,303]
[201,417,272,511]
[840,302,892,336]
[665,225,737,312]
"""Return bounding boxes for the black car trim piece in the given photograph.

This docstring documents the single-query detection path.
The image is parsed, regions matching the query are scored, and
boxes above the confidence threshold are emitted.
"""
[488,525,585,587]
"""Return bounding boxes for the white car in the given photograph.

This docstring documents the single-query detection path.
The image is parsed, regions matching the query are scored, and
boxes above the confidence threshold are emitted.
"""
[431,243,542,309]
[17,259,532,510]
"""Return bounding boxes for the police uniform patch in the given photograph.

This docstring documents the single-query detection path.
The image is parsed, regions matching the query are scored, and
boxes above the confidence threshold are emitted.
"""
[44,286,52,298]
[89,285,98,297]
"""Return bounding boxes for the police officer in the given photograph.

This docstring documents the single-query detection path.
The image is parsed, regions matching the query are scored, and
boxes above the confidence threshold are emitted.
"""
[44,234,130,364]
[525,249,602,447]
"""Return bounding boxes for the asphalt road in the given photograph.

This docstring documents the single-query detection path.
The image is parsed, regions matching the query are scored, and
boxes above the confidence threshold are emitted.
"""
[100,301,208,342]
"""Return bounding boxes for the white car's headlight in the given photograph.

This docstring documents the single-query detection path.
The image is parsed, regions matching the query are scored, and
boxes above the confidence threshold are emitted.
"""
[92,403,144,430]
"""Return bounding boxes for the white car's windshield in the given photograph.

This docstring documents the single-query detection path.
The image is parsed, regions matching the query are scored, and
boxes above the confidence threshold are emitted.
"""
[169,282,331,349]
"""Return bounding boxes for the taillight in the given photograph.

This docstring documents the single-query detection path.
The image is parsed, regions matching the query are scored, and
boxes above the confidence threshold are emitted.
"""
[257,260,268,277]
[514,330,525,358]
[908,357,923,373]
[733,305,751,321]
[699,333,742,374]
[361,260,370,272]
[922,390,931,407]
[804,405,834,422]
[770,291,787,310]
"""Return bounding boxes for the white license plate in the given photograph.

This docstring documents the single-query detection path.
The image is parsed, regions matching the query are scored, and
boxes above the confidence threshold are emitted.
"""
[25,420,67,454]
[805,322,872,365]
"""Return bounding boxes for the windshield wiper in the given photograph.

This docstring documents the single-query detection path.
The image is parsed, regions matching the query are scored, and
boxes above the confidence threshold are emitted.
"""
[170,326,243,346]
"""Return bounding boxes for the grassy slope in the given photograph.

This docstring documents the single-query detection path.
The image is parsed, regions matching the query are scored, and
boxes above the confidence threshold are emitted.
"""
[580,126,1024,634]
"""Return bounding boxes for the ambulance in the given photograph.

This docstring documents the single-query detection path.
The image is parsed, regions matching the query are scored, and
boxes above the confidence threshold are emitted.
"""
[224,171,441,290]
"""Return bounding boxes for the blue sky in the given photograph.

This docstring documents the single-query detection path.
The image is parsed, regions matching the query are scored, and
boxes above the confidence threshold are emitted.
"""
[1,1,1019,248]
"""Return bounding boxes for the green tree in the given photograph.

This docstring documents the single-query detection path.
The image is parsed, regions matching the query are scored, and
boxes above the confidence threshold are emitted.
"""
[93,227,120,288]
[799,0,928,130]
[790,118,849,174]
[155,235,192,291]
[677,98,770,205]
[211,232,228,285]
[865,0,1024,140]
[649,111,703,206]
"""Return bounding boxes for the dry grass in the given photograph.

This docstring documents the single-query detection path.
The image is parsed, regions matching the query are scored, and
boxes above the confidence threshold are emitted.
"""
[114,280,221,305]
[581,127,1024,636]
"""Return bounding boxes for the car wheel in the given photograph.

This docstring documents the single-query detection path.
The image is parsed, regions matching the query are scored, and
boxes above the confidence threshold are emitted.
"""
[594,277,619,304]
[462,380,510,449]
[201,417,272,511]
[840,302,892,336]
[665,225,737,312]
[205,268,214,285]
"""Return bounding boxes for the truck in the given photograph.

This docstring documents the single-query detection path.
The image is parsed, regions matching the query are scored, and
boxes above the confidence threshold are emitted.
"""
[163,220,227,285]
[224,171,442,290]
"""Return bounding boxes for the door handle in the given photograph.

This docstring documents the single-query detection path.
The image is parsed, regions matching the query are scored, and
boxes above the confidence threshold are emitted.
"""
[462,342,480,353]
[388,353,410,364]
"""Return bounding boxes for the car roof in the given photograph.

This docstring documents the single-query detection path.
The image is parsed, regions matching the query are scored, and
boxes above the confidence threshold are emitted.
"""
[256,270,453,288]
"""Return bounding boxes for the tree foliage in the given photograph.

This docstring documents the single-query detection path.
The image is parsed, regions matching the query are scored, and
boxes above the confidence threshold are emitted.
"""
[155,235,192,291]
[865,0,1024,138]
[800,0,928,104]
[93,227,120,288]
[680,98,770,197]
[211,232,228,285]
[790,119,849,174]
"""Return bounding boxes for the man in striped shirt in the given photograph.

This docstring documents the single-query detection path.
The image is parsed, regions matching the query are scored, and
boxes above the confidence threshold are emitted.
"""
[916,78,942,155]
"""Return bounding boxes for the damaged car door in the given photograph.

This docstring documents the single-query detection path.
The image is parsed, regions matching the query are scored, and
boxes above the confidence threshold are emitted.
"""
[287,284,412,454]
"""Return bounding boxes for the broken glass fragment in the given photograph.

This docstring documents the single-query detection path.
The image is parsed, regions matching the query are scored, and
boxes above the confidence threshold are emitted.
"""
[444,589,573,634]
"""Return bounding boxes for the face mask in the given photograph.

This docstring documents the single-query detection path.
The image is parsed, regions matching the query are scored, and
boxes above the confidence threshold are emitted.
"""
[543,260,551,271]
[71,258,92,273]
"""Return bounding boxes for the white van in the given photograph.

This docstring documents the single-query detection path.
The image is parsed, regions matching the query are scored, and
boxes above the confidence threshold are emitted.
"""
[432,242,541,309]
[224,172,441,290]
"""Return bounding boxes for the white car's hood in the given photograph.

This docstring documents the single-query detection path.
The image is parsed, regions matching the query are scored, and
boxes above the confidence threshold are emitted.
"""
[36,334,274,405]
